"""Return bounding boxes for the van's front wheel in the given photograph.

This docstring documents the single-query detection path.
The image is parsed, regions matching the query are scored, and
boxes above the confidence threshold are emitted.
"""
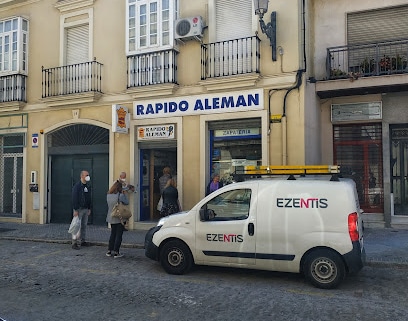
[160,240,193,275]
[303,249,345,289]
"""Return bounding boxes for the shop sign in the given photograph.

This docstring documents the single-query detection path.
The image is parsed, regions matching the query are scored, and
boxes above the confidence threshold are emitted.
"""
[112,104,130,133]
[133,89,263,119]
[232,159,258,167]
[331,102,382,122]
[214,128,260,138]
[137,124,175,140]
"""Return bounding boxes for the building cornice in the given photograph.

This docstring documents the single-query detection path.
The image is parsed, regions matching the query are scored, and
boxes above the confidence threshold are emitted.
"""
[54,0,95,13]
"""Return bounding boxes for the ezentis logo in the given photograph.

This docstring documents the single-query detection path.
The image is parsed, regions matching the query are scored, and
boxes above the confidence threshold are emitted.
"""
[206,234,243,243]
[277,198,328,208]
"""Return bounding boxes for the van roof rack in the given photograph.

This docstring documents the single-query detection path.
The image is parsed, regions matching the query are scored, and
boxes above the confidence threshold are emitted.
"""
[241,165,341,181]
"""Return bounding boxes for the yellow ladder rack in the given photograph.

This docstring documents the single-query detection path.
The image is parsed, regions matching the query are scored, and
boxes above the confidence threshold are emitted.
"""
[244,165,340,175]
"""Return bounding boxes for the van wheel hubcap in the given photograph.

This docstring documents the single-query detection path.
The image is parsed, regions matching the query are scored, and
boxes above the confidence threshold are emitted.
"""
[167,248,183,267]
[311,258,337,283]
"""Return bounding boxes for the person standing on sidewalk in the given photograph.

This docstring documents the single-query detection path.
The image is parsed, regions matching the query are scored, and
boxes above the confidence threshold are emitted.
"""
[106,181,129,258]
[71,170,92,250]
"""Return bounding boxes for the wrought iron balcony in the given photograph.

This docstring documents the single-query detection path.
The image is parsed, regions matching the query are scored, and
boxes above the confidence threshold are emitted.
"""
[327,39,408,80]
[41,60,103,98]
[201,35,260,80]
[0,74,26,103]
[127,49,178,87]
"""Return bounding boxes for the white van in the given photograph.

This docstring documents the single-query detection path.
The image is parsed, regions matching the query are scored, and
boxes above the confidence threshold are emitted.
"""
[145,167,365,289]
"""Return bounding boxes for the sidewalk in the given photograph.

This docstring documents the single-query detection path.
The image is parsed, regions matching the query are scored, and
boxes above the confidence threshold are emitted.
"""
[1,221,408,268]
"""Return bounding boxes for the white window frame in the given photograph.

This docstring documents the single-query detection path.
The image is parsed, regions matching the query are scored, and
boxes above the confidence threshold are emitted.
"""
[59,8,93,66]
[0,16,28,76]
[126,0,178,55]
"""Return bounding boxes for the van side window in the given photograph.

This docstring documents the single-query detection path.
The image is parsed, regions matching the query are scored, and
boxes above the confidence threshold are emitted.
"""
[201,189,251,221]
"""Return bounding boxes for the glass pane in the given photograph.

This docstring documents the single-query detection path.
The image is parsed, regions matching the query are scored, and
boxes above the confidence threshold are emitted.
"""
[150,2,157,12]
[162,32,169,45]
[150,34,157,44]
[129,18,135,28]
[140,37,146,47]
[129,4,135,17]
[0,22,3,33]
[163,10,169,20]
[140,26,146,36]
[22,19,28,31]
[129,39,135,51]
[140,15,146,25]
[12,19,17,30]
[129,28,135,38]
[140,4,146,14]
[162,0,169,9]
[4,20,11,32]
[150,24,157,33]
[150,12,157,23]
[162,21,169,31]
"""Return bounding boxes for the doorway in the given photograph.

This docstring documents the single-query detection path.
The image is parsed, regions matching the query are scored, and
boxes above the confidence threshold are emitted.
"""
[391,125,408,216]
[139,148,177,221]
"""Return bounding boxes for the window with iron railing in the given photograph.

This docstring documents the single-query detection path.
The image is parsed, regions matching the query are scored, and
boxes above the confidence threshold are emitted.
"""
[201,36,260,80]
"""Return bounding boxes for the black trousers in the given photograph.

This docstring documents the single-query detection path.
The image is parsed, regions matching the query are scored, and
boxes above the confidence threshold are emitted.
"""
[108,223,124,252]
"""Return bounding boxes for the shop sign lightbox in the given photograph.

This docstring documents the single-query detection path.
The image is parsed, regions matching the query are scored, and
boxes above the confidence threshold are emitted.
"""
[137,124,175,140]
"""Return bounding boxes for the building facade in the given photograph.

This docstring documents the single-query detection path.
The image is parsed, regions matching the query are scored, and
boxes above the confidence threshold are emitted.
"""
[312,0,408,228]
[0,0,405,229]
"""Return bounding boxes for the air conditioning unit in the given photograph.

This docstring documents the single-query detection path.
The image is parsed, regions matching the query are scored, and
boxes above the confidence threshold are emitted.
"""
[175,16,204,40]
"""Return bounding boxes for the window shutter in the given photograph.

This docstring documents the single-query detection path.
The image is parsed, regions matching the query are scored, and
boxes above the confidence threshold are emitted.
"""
[348,6,408,45]
[215,0,252,42]
[66,24,89,65]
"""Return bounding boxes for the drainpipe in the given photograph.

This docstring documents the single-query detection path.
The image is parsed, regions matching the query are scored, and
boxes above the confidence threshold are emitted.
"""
[282,70,303,165]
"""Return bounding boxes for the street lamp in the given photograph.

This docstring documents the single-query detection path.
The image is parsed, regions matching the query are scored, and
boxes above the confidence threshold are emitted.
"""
[253,0,277,61]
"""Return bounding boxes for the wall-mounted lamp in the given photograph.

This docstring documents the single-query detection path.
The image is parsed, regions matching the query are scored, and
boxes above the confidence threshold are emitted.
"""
[253,0,277,61]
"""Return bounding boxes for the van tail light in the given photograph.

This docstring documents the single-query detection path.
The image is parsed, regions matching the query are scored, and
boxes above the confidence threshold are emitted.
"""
[348,212,359,242]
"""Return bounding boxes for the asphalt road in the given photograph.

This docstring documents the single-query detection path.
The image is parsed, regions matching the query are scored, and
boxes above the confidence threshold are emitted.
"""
[0,240,407,321]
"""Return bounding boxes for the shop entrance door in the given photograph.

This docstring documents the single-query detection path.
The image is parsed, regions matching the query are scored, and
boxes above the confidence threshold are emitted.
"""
[139,148,177,221]
[391,125,408,215]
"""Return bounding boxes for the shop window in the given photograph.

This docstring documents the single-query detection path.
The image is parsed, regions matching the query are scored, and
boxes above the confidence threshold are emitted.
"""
[333,123,383,213]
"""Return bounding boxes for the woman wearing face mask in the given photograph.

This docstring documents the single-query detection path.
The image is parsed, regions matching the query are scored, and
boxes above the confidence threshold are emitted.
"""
[71,170,92,250]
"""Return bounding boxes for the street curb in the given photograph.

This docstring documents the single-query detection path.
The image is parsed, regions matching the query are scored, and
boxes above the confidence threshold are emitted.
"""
[0,237,145,249]
[365,260,408,269]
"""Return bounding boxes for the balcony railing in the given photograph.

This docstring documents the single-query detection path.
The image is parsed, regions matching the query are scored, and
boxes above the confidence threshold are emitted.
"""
[201,35,260,80]
[0,74,26,103]
[42,60,103,98]
[127,49,178,87]
[327,39,408,80]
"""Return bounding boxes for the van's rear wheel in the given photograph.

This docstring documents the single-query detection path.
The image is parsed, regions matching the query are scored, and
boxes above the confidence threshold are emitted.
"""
[303,249,345,289]
[160,240,193,275]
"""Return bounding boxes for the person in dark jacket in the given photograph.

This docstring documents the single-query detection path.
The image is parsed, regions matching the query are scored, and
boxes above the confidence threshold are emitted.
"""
[71,170,92,250]
[160,178,180,217]
[206,173,223,196]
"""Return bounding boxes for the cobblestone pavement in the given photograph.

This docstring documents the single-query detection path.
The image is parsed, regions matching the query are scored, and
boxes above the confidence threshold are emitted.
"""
[1,240,408,321]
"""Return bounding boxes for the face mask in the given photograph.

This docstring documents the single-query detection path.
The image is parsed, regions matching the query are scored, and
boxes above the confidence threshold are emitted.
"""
[85,175,91,182]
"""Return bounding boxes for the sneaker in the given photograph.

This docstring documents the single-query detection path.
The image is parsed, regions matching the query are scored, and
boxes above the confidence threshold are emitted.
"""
[113,252,124,258]
[81,241,91,247]
[72,244,80,250]
[106,251,112,257]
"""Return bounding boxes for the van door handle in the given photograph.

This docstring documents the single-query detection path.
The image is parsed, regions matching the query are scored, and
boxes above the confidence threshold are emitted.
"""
[248,223,254,236]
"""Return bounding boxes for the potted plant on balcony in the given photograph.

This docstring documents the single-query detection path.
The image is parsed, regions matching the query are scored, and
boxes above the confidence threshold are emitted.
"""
[360,57,375,75]
[391,54,408,71]
[330,68,348,78]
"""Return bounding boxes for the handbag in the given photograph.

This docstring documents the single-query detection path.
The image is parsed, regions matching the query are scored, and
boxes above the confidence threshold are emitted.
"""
[111,194,132,220]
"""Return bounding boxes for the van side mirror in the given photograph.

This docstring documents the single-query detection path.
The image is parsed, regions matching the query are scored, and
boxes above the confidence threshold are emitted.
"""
[199,208,207,221]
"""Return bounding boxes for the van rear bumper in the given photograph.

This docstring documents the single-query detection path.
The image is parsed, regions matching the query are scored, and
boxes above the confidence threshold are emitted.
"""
[343,241,366,274]
[145,226,161,261]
